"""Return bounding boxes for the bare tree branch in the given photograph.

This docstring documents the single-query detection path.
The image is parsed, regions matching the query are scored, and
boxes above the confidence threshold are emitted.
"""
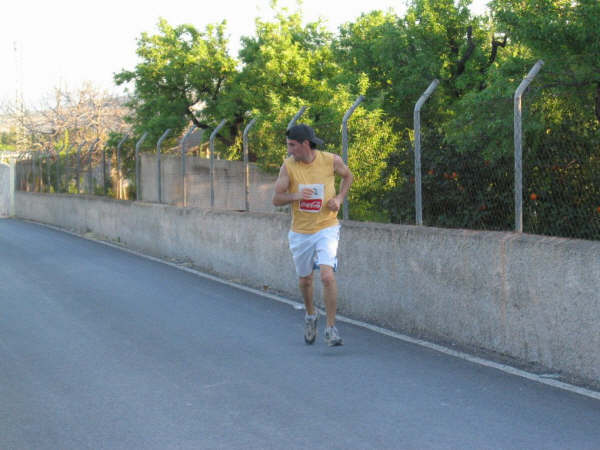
[456,26,475,77]
[489,34,507,65]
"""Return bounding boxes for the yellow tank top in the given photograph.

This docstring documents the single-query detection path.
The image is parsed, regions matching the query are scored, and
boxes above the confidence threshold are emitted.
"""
[284,151,339,234]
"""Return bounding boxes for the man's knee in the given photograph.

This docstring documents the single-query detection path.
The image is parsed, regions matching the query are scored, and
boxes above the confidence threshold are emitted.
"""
[320,266,336,285]
[299,273,313,289]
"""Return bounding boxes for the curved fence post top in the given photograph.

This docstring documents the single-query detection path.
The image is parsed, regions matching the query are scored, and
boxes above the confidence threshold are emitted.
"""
[181,125,197,153]
[287,106,307,130]
[243,118,257,138]
[342,95,365,159]
[514,59,544,233]
[117,133,129,150]
[135,131,149,151]
[414,79,440,114]
[515,60,544,100]
[210,119,228,143]
[242,117,257,211]
[87,139,100,159]
[209,120,227,208]
[342,95,365,125]
[413,79,439,226]
[340,96,364,221]
[183,125,197,139]
[157,129,172,150]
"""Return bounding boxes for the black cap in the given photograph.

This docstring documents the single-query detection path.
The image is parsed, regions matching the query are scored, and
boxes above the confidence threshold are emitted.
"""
[286,124,324,147]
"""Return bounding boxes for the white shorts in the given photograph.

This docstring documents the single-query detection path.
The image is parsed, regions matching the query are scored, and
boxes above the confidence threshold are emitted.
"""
[288,224,340,278]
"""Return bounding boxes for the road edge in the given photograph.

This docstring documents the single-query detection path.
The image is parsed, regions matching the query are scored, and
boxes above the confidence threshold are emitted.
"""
[18,217,600,402]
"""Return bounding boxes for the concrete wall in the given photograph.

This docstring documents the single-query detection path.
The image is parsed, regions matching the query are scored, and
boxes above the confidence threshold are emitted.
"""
[14,192,600,386]
[0,163,9,216]
[140,154,277,212]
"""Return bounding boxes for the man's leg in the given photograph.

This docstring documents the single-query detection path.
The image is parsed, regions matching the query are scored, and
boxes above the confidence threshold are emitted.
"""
[320,265,343,346]
[299,272,315,315]
[299,272,319,344]
[320,265,337,327]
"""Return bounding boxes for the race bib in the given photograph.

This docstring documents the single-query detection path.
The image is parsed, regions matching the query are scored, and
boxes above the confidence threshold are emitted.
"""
[299,183,324,213]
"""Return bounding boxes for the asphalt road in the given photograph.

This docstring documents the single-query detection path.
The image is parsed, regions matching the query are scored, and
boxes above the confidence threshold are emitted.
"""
[1,218,599,450]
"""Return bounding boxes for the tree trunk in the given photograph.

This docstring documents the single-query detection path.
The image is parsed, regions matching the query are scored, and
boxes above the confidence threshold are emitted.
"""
[456,26,475,77]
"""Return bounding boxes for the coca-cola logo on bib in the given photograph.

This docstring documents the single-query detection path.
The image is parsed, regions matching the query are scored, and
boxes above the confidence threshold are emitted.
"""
[299,183,324,213]
[300,199,323,211]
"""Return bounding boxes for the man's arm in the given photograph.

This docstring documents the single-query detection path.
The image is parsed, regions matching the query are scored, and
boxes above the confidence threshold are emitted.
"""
[272,164,308,206]
[326,155,354,211]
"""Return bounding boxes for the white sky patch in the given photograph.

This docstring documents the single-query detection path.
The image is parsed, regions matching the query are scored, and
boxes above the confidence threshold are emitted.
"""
[0,0,490,108]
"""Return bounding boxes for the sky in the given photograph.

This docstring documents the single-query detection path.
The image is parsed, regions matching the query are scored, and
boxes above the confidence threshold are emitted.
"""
[1,0,489,109]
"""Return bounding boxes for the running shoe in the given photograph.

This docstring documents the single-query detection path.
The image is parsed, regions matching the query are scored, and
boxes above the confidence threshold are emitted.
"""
[304,312,318,344]
[324,326,343,347]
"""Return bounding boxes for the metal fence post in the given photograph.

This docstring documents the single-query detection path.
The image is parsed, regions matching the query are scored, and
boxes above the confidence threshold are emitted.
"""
[38,152,43,192]
[39,152,44,192]
[37,153,41,192]
[116,134,128,200]
[414,79,440,225]
[76,141,86,194]
[243,118,257,211]
[47,152,52,191]
[9,157,15,216]
[55,149,60,193]
[40,151,46,192]
[102,145,107,196]
[65,144,73,193]
[88,139,99,195]
[157,129,171,204]
[210,119,227,208]
[46,152,52,191]
[181,125,197,207]
[287,106,307,130]
[135,132,148,201]
[341,95,365,220]
[33,152,38,191]
[43,152,49,192]
[514,60,544,233]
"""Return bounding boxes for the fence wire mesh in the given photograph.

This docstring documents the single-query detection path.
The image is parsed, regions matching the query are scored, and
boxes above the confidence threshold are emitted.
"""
[523,131,600,240]
[12,105,600,242]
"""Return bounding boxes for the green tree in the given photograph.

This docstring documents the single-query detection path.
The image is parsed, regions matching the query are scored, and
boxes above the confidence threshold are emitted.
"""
[334,1,509,227]
[227,7,342,165]
[228,6,399,221]
[0,128,17,150]
[487,0,600,238]
[111,1,600,236]
[114,18,237,148]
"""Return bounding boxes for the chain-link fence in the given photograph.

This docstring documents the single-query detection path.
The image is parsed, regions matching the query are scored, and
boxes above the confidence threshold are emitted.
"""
[523,129,600,240]
[12,63,600,241]
[16,146,113,197]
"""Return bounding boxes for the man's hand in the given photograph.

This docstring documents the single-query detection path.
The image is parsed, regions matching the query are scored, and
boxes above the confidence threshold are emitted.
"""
[327,196,341,211]
[300,188,313,200]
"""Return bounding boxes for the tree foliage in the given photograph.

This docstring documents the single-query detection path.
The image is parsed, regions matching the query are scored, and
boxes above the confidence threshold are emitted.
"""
[114,19,237,148]
[114,0,600,238]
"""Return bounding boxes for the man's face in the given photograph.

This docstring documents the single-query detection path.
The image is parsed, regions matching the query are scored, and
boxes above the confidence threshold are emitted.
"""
[286,138,310,161]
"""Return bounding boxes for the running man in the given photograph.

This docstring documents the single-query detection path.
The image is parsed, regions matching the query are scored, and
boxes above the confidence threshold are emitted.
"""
[272,124,353,346]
